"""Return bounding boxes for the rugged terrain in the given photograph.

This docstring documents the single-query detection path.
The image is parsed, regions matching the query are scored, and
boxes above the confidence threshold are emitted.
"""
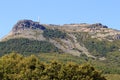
[1,20,120,59]
[1,20,120,60]
[0,19,120,76]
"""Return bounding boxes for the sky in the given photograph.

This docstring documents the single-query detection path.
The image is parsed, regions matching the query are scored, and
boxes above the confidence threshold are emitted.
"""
[0,0,120,38]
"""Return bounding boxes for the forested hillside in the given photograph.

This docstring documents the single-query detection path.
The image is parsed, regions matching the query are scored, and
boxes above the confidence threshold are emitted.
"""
[76,32,120,57]
[0,38,60,56]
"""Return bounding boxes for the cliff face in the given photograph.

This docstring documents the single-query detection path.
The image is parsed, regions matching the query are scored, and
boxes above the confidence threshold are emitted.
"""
[1,19,120,60]
[12,20,46,32]
[1,20,46,41]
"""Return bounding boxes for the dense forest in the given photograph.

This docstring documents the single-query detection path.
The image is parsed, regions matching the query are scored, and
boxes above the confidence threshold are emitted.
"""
[0,38,61,56]
[0,53,106,80]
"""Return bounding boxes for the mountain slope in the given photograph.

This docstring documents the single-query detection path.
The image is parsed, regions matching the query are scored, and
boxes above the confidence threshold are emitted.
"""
[0,38,61,56]
[1,19,120,61]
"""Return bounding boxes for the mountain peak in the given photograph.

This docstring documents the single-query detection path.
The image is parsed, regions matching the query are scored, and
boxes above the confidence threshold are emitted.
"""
[12,19,46,32]
[1,19,120,61]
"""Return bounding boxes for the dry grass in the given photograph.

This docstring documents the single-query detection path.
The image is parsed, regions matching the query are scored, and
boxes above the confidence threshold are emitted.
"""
[105,74,120,80]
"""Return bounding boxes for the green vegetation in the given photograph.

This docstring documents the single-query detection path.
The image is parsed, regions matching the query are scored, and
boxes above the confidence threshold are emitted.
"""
[0,38,60,56]
[38,53,87,64]
[43,29,67,39]
[0,31,120,79]
[84,38,118,57]
[76,32,119,57]
[0,53,106,80]
[75,32,120,74]
[38,53,120,74]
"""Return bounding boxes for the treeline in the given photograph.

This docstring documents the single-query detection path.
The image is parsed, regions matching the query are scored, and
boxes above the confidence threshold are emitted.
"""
[0,38,60,56]
[0,53,106,80]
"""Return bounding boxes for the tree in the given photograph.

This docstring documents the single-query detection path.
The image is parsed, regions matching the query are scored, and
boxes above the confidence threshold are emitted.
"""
[0,53,106,80]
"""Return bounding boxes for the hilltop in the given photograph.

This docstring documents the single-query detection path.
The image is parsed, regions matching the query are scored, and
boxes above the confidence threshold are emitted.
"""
[1,20,120,59]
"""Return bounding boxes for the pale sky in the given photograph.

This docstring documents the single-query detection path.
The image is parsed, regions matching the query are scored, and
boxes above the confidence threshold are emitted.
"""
[0,0,120,38]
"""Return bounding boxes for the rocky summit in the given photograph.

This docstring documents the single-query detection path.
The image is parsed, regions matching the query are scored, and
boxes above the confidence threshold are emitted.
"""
[12,20,46,32]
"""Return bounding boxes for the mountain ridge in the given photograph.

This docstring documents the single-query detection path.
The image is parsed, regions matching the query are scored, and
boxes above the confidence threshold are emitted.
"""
[1,19,120,61]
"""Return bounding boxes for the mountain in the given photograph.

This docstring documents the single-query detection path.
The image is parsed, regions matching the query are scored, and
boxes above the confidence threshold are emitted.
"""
[1,20,120,60]
[1,19,120,78]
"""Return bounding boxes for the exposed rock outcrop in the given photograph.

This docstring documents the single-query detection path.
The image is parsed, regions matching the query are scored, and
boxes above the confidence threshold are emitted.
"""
[114,34,120,40]
[1,20,46,41]
[91,23,108,28]
[12,20,46,32]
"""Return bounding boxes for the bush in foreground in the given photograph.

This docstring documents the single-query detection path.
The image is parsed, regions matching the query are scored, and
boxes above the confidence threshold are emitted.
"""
[0,53,106,80]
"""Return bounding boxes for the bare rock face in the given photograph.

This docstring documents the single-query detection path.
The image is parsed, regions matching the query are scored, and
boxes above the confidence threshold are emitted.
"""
[12,20,46,32]
[114,34,120,40]
[1,20,46,41]
[90,23,108,28]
